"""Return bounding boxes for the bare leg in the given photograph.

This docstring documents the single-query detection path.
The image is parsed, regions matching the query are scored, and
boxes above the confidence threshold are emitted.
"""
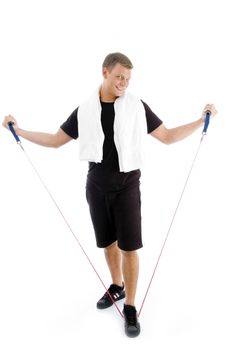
[104,243,139,305]
[121,250,139,306]
[104,241,123,287]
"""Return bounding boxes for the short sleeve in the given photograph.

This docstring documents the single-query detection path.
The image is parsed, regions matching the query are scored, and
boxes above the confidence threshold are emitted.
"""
[60,107,79,139]
[141,101,163,133]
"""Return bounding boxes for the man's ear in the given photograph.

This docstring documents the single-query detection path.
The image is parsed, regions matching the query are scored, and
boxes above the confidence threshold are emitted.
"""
[102,67,108,79]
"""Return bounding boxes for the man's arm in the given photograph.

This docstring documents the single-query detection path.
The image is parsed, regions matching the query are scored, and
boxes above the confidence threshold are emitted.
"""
[150,118,203,145]
[2,115,73,148]
[150,104,217,145]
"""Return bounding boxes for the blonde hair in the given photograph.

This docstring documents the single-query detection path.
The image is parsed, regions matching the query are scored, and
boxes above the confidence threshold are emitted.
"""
[102,52,133,71]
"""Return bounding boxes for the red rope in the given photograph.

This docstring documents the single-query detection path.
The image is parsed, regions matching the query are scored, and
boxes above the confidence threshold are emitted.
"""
[138,135,206,317]
[16,133,207,320]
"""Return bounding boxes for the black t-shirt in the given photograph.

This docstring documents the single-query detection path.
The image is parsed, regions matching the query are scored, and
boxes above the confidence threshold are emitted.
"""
[61,100,163,190]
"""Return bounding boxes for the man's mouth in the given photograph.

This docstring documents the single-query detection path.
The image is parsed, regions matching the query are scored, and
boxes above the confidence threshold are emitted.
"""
[116,86,125,93]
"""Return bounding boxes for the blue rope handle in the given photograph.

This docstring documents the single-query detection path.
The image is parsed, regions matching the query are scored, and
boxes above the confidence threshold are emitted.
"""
[8,122,21,143]
[202,110,211,134]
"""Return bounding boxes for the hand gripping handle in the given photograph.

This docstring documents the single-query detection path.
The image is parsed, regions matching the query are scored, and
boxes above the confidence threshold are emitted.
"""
[202,110,211,134]
[8,122,21,143]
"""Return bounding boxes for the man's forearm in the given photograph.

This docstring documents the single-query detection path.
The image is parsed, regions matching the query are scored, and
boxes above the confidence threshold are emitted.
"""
[17,128,58,147]
[167,118,203,144]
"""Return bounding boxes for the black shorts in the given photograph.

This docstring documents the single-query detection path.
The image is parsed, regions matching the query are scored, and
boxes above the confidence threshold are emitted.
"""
[86,180,143,251]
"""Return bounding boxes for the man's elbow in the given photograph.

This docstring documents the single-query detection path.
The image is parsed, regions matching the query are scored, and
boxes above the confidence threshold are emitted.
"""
[158,130,174,145]
[162,135,173,145]
[50,130,73,148]
[151,125,174,145]
[52,143,61,149]
[49,134,62,148]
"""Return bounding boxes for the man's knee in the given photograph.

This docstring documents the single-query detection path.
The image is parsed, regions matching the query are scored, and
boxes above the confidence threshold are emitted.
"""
[104,241,118,252]
[121,249,138,257]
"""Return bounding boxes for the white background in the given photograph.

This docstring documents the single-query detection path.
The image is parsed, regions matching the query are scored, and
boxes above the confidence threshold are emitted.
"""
[0,0,232,349]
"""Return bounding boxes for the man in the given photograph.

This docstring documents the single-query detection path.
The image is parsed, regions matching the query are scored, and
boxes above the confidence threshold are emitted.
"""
[2,52,217,337]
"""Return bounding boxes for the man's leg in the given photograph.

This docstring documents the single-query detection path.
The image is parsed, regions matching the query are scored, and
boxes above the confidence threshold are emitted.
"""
[113,184,141,306]
[121,249,141,337]
[97,241,125,309]
[121,249,139,306]
[101,238,141,338]
[104,243,139,305]
[104,241,123,287]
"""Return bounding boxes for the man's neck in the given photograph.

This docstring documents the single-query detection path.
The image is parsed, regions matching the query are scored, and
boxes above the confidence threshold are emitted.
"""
[100,86,116,103]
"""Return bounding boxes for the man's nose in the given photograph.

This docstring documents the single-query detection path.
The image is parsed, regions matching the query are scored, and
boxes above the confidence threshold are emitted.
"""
[120,77,128,86]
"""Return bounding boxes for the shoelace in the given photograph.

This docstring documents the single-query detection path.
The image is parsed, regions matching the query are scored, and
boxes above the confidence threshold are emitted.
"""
[103,285,122,300]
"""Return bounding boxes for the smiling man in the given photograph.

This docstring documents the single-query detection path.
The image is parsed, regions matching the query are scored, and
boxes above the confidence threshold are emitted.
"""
[2,52,217,337]
[101,61,131,100]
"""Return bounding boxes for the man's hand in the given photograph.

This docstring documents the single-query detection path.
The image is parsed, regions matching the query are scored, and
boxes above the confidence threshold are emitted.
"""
[2,115,19,133]
[201,104,218,122]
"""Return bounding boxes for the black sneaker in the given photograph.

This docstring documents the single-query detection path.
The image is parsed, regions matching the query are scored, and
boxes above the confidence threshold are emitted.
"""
[97,283,125,309]
[123,304,141,337]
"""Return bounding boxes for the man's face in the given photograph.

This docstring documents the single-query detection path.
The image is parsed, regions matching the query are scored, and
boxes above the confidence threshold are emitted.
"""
[102,63,131,99]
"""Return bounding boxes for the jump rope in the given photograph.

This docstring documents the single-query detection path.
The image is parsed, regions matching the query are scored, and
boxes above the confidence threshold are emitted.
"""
[7,111,211,319]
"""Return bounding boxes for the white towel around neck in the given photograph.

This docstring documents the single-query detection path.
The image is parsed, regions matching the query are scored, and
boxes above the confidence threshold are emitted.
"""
[78,87,147,172]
